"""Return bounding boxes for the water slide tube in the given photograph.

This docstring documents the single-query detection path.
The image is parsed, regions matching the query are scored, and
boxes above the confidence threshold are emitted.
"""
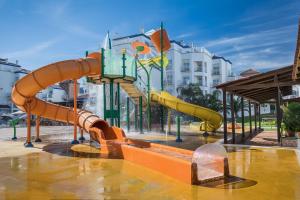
[11,52,121,142]
[150,91,223,131]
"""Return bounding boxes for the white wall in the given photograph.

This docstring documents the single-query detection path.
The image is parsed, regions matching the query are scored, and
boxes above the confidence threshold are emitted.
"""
[0,62,25,112]
[108,33,234,98]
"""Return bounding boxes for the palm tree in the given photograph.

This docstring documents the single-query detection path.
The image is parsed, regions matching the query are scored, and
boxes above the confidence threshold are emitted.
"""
[176,84,222,112]
[226,96,249,120]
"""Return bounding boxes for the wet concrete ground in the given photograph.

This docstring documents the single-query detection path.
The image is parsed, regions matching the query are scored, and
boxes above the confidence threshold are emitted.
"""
[0,126,299,199]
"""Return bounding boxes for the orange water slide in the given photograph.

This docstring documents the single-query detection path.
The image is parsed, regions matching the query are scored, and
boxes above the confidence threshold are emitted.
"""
[11,52,228,184]
[11,53,111,139]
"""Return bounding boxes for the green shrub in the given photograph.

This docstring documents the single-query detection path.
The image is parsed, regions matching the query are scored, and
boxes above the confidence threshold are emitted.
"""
[283,102,300,132]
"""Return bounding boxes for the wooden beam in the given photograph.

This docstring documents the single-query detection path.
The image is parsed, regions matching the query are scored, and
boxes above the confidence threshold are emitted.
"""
[276,87,282,143]
[230,93,235,144]
[241,88,276,97]
[258,104,261,130]
[248,100,252,136]
[246,91,277,101]
[241,97,245,140]
[237,87,276,96]
[216,65,292,89]
[226,80,299,90]
[223,89,227,144]
[254,103,257,133]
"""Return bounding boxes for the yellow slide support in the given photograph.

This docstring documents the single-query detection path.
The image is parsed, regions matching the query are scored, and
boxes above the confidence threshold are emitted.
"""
[150,91,223,131]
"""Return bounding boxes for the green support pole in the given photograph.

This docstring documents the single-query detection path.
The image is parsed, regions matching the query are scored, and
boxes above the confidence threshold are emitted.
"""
[117,83,120,127]
[160,22,164,132]
[176,116,182,142]
[134,104,138,130]
[139,96,143,134]
[126,97,130,132]
[85,51,88,57]
[146,68,151,131]
[137,60,152,131]
[109,81,114,125]
[103,83,107,121]
[12,120,17,140]
[122,50,126,77]
[160,22,164,91]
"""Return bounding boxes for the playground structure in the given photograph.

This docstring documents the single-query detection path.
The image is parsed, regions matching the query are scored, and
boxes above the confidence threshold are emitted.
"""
[11,24,228,184]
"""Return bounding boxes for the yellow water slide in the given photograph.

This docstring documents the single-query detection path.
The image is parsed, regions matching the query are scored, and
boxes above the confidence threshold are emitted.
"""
[150,91,223,131]
[11,53,113,140]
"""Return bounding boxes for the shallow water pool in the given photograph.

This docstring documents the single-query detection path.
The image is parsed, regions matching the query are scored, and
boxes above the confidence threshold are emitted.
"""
[0,145,299,199]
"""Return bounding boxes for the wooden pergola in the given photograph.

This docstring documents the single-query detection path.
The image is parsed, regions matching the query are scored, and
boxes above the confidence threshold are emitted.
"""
[216,65,300,144]
[216,19,300,144]
[293,20,300,80]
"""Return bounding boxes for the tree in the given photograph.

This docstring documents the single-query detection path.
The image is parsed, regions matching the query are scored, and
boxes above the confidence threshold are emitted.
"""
[176,84,223,112]
[226,96,249,120]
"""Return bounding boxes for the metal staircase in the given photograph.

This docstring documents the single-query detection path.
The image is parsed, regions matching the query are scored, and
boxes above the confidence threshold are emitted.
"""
[87,74,148,111]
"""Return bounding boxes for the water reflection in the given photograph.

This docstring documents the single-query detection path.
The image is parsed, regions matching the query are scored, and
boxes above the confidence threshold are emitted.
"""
[200,175,257,189]
[0,145,299,199]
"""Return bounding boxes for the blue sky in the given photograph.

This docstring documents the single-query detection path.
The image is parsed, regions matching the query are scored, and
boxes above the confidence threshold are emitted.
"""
[0,0,299,73]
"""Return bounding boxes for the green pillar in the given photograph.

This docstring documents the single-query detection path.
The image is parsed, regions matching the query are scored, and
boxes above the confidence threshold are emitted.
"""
[176,116,182,142]
[122,50,126,77]
[147,71,151,131]
[12,120,17,140]
[117,83,120,127]
[160,22,164,132]
[109,81,114,126]
[134,104,138,130]
[126,97,130,132]
[139,96,143,134]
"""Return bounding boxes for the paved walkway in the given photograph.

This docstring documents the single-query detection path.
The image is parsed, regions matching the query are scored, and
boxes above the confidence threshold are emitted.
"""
[244,130,298,147]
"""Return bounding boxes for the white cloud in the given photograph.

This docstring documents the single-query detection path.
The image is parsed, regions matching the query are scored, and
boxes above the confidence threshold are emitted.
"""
[175,32,196,39]
[1,38,60,60]
[223,1,300,27]
[66,24,101,40]
[204,25,295,48]
[200,23,298,72]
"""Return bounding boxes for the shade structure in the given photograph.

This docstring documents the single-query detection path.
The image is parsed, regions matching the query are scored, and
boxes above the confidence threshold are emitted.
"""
[293,20,300,80]
[216,65,300,103]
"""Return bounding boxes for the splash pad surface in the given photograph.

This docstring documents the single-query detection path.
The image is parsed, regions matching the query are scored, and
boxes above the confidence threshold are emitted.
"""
[0,140,299,200]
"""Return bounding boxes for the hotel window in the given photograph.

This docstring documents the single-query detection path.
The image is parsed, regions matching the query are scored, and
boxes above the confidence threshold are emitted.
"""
[213,79,220,86]
[204,76,207,86]
[181,59,190,72]
[204,62,207,73]
[182,77,189,85]
[167,59,172,70]
[167,73,173,85]
[212,64,220,75]
[195,61,203,72]
[195,75,203,86]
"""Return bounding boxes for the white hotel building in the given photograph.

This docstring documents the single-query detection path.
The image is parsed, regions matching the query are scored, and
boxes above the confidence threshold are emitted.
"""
[112,32,235,97]
[0,58,29,114]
